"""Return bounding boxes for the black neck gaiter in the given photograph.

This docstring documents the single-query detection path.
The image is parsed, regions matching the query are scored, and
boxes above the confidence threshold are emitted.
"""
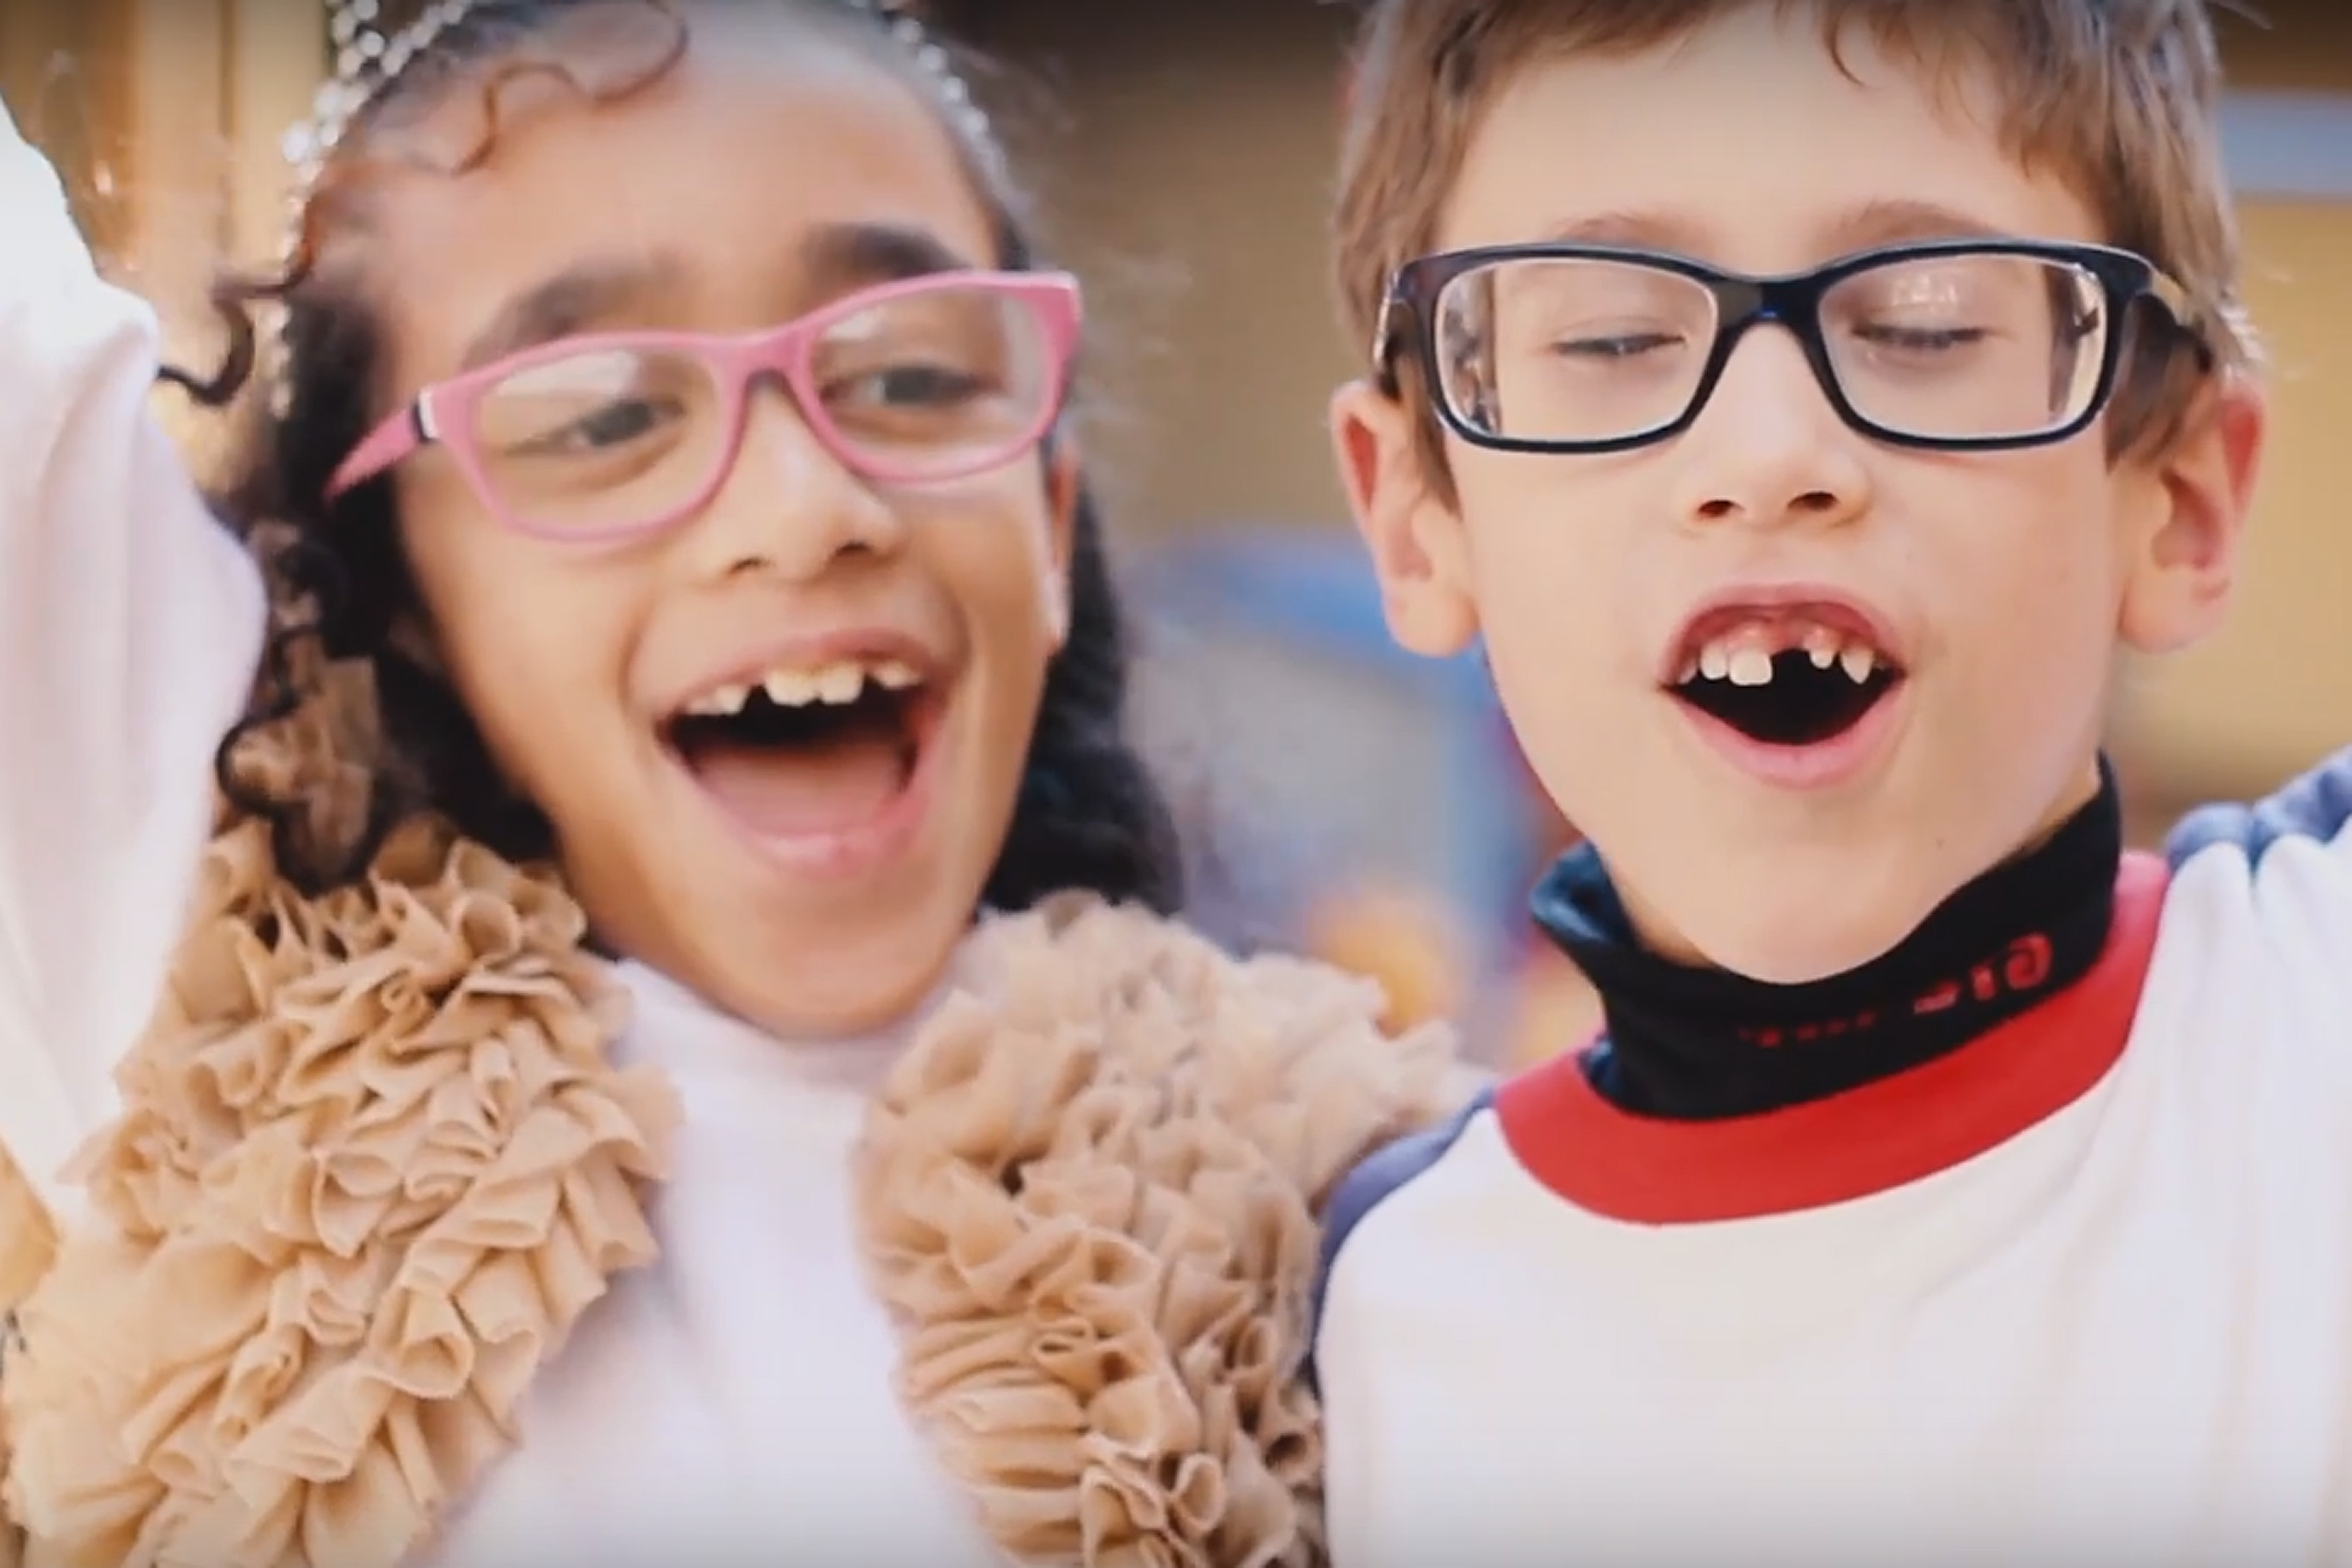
[1533,763,2124,1120]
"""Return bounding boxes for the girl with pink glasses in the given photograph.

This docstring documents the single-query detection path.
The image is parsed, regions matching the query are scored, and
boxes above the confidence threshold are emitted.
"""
[0,2,1461,1563]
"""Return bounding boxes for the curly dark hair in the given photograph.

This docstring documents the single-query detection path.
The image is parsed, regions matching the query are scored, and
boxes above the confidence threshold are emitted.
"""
[169,0,1182,917]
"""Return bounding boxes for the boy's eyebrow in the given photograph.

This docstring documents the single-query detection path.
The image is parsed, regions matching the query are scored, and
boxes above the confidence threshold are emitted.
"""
[1823,197,2013,250]
[1534,208,1710,250]
[1531,197,2014,258]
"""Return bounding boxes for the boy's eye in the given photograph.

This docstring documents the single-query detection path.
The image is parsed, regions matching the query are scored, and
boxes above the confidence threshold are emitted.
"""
[1555,331,1684,359]
[1850,323,1991,353]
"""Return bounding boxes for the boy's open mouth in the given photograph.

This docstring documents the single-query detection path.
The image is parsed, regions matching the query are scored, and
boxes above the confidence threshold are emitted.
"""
[661,653,942,840]
[1665,609,1905,748]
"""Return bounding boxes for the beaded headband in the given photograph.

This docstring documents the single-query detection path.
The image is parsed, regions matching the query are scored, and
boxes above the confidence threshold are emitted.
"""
[266,0,996,414]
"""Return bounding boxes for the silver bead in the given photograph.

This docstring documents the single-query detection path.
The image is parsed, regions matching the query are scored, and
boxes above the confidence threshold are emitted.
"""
[855,4,998,156]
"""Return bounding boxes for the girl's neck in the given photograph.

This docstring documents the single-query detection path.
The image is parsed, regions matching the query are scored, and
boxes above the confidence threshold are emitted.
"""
[609,915,1004,1095]
[1535,761,2124,1119]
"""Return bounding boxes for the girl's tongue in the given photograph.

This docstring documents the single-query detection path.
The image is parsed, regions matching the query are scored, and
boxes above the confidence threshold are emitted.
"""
[674,694,915,837]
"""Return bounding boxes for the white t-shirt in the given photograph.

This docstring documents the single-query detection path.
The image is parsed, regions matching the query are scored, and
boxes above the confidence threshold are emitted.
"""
[1315,773,2352,1566]
[0,108,999,1565]
[419,959,1003,1567]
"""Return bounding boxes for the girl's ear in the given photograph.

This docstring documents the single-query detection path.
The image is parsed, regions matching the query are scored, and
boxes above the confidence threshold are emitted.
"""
[388,609,445,674]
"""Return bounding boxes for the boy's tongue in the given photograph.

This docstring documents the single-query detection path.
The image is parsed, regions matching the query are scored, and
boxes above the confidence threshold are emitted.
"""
[689,734,905,836]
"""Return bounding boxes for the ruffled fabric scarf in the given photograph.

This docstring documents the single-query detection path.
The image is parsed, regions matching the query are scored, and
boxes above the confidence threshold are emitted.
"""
[0,818,1458,1568]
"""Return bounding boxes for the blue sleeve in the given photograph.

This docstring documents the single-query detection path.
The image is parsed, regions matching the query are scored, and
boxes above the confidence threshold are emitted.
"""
[2166,745,2352,873]
[1304,1088,1494,1393]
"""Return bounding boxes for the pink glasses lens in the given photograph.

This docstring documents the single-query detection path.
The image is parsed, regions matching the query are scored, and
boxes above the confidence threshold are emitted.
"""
[465,281,1066,536]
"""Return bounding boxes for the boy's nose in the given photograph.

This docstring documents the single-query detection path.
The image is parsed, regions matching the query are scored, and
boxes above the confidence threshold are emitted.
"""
[1671,327,1871,532]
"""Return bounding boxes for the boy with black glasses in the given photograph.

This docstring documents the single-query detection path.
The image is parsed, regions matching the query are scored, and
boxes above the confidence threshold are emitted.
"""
[1312,2,2350,1562]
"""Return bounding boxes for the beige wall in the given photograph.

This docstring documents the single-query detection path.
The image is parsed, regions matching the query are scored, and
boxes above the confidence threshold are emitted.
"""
[110,0,317,467]
[0,0,134,258]
[2125,4,2352,793]
[2120,200,2352,792]
[2223,2,2352,90]
[962,0,1358,536]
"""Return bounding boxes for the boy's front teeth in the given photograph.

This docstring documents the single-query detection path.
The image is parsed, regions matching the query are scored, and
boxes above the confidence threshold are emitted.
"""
[1686,623,1881,687]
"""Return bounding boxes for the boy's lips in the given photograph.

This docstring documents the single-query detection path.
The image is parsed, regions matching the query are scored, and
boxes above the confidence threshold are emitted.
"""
[1674,674,1909,793]
[1658,582,1910,786]
[1659,583,1907,685]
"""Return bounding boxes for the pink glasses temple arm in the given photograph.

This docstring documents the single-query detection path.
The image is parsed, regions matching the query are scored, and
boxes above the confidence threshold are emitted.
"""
[326,401,431,501]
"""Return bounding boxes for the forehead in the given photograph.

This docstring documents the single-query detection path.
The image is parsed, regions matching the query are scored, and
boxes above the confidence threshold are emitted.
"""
[351,13,996,384]
[1438,5,2099,268]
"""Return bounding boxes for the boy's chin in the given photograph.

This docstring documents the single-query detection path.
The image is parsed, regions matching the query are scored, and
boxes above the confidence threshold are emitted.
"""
[1697,924,1912,986]
[1644,878,1942,985]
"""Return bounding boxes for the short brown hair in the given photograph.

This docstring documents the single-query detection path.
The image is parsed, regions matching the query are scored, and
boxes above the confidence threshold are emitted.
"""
[1333,0,2254,459]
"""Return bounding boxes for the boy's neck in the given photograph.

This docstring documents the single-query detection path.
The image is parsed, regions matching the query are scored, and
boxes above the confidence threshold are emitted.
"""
[1533,761,2124,1121]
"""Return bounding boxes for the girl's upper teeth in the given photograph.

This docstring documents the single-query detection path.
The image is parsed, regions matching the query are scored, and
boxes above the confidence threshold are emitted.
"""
[1682,623,1881,687]
[684,657,921,716]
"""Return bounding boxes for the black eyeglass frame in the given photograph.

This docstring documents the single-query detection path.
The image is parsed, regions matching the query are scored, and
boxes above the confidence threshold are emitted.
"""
[1371,236,2213,455]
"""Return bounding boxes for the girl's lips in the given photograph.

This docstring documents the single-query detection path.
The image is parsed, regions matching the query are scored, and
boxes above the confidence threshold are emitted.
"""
[666,684,953,882]
[653,627,947,725]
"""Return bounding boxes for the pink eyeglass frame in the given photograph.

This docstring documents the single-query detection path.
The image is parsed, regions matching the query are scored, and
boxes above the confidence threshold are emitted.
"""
[325,270,1084,542]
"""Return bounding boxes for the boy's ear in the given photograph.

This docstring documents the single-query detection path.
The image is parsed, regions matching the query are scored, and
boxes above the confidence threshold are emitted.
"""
[2117,368,2267,656]
[1330,380,1480,657]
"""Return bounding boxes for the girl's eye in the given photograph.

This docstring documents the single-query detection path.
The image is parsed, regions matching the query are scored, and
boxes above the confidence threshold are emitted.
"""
[830,364,989,408]
[569,399,672,447]
[510,396,684,456]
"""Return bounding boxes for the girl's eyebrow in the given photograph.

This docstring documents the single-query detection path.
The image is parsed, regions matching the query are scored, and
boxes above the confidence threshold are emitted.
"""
[797,220,981,297]
[453,223,979,370]
[458,251,684,370]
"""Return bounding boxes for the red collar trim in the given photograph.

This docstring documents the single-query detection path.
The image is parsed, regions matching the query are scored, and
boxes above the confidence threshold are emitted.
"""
[1494,852,2169,1224]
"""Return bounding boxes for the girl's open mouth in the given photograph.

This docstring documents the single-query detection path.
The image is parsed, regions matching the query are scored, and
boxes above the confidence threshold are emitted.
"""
[662,655,943,844]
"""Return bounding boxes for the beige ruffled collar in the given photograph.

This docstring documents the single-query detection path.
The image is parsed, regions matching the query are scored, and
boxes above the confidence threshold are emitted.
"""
[0,824,1460,1568]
